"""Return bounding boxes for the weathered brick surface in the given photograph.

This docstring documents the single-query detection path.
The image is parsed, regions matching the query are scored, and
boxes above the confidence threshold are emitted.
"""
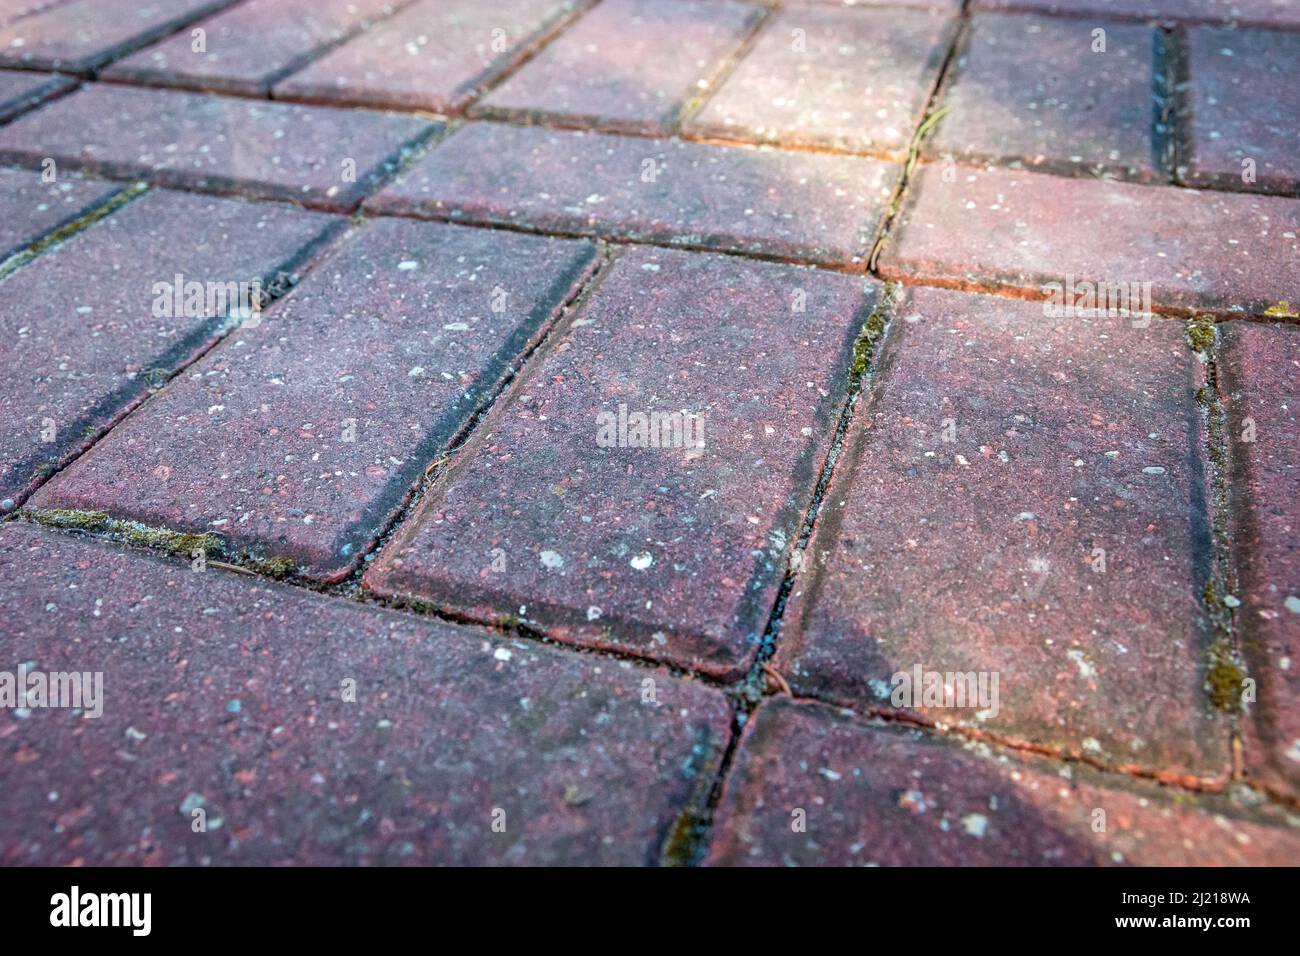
[275,0,583,113]
[0,0,232,73]
[103,0,406,96]
[975,0,1300,29]
[683,5,955,156]
[475,0,763,135]
[706,699,1300,865]
[368,122,898,267]
[880,162,1300,317]
[0,165,119,263]
[0,188,342,512]
[1220,322,1300,798]
[0,66,72,123]
[775,285,1226,778]
[0,84,437,212]
[32,220,599,582]
[0,523,731,865]
[1183,26,1300,194]
[366,246,875,679]
[927,14,1159,181]
[0,0,62,27]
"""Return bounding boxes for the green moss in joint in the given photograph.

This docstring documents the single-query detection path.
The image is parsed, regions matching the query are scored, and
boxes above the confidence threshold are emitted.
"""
[1186,315,1217,356]
[1205,639,1247,713]
[31,509,221,558]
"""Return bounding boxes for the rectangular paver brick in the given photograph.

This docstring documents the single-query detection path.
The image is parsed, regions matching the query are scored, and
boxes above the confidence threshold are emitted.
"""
[683,5,956,156]
[31,219,599,583]
[706,699,1300,865]
[0,165,119,263]
[0,66,72,123]
[775,285,1227,779]
[103,0,409,96]
[1220,321,1300,798]
[475,0,764,135]
[365,246,876,679]
[975,0,1300,29]
[927,13,1160,181]
[0,188,342,513]
[368,121,899,267]
[0,522,731,865]
[275,0,585,114]
[1183,26,1300,194]
[880,162,1300,317]
[0,83,437,212]
[0,0,234,73]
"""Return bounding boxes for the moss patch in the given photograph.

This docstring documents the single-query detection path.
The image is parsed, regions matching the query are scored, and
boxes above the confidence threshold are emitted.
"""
[1186,315,1216,356]
[1205,638,1247,713]
[30,509,221,558]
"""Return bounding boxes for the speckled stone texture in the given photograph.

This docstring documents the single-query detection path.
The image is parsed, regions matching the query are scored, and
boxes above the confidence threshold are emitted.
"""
[32,220,599,582]
[0,523,732,865]
[775,286,1227,779]
[103,0,406,96]
[366,246,875,679]
[683,5,956,156]
[927,14,1159,181]
[1183,26,1300,195]
[0,188,342,513]
[475,0,763,135]
[0,67,72,123]
[1220,322,1300,799]
[880,162,1300,316]
[0,84,437,212]
[974,0,1300,29]
[0,166,120,263]
[276,0,583,113]
[0,0,62,26]
[0,0,233,73]
[368,122,898,267]
[705,699,1300,866]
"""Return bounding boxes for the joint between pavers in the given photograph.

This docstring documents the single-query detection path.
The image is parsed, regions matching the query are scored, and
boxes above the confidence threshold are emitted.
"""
[0,176,143,283]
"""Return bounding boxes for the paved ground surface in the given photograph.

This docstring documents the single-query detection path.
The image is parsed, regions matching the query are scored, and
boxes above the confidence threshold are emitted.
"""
[0,0,1297,866]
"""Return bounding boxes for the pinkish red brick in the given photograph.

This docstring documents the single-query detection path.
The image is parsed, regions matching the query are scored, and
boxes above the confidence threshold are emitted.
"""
[0,0,63,27]
[368,122,898,267]
[365,246,876,679]
[0,165,119,263]
[275,0,585,113]
[103,0,408,96]
[0,83,437,212]
[1220,321,1300,798]
[0,522,731,865]
[794,0,959,8]
[32,220,599,583]
[683,5,956,156]
[927,13,1159,181]
[1183,26,1300,194]
[0,188,342,513]
[975,0,1300,29]
[0,66,72,123]
[706,699,1300,865]
[0,0,234,74]
[775,285,1228,779]
[880,162,1300,317]
[474,0,763,135]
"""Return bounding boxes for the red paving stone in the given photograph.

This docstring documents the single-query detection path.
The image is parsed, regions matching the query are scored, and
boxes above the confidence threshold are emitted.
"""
[974,0,1300,29]
[368,122,898,267]
[365,246,876,679]
[1220,322,1300,798]
[927,13,1159,180]
[880,162,1300,317]
[103,0,408,97]
[0,165,120,263]
[1183,26,1300,195]
[0,83,437,212]
[775,285,1227,779]
[0,188,342,512]
[683,5,956,156]
[0,0,233,74]
[275,0,585,114]
[706,699,1300,866]
[0,0,63,27]
[474,0,764,135]
[0,522,732,865]
[31,220,599,582]
[0,66,71,122]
